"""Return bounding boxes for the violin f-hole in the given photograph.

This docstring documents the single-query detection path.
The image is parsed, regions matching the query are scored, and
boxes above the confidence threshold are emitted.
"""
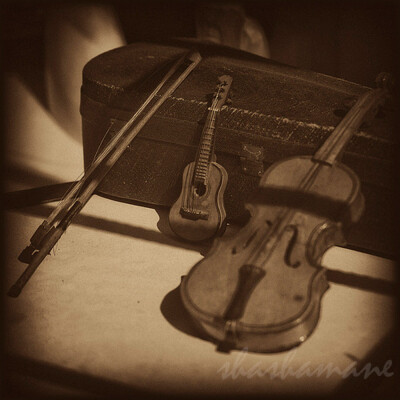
[284,225,301,268]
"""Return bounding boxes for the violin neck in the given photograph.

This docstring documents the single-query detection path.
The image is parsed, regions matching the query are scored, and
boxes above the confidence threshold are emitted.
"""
[313,87,387,165]
[193,108,219,184]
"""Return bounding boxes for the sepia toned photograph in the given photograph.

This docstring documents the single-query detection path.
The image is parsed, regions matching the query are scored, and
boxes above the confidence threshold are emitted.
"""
[1,0,398,398]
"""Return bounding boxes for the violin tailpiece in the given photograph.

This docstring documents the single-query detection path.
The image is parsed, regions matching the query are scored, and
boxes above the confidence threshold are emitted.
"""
[213,265,266,349]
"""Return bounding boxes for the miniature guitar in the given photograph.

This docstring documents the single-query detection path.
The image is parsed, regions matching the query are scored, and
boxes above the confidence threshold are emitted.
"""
[169,75,233,241]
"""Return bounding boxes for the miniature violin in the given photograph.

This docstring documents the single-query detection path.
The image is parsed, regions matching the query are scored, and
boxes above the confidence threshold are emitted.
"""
[169,75,232,241]
[180,74,391,352]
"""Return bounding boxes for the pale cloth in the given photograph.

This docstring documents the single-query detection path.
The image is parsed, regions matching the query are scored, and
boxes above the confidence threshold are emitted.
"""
[5,4,126,190]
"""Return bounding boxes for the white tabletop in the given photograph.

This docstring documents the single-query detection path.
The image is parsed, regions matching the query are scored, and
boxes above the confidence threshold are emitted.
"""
[4,195,396,397]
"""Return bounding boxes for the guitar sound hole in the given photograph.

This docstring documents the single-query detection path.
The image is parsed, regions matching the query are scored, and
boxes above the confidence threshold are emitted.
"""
[195,183,206,197]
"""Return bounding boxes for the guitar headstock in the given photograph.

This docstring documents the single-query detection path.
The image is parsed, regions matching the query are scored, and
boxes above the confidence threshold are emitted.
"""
[212,75,233,110]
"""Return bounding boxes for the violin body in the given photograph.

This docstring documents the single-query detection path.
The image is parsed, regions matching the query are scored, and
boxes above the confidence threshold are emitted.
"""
[169,161,228,241]
[181,156,364,352]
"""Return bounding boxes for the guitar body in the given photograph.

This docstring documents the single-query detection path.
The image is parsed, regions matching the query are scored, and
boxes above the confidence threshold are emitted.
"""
[169,74,232,242]
[169,161,228,242]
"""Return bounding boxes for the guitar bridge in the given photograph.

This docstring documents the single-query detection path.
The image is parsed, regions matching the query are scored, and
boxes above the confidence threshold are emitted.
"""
[180,207,209,220]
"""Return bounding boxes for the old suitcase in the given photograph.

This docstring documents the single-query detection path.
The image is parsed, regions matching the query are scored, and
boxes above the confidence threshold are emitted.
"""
[80,40,396,256]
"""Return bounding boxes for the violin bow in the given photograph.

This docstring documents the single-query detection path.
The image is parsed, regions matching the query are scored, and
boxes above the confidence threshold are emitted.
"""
[8,50,202,297]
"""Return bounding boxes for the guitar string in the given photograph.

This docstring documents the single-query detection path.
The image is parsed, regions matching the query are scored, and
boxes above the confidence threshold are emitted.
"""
[187,88,215,212]
[188,84,223,213]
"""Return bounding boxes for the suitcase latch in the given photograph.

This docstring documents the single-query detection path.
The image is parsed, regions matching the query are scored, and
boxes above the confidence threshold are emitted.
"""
[240,144,264,177]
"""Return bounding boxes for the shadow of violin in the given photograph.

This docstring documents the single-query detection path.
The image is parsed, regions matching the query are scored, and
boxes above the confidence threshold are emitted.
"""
[16,203,395,298]
[160,279,212,343]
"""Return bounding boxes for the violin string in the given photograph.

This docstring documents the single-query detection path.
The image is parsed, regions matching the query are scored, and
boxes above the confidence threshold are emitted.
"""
[315,88,386,164]
[243,166,307,267]
[248,85,388,269]
[248,162,322,268]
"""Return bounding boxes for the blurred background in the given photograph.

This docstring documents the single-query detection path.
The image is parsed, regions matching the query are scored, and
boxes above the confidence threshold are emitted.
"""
[1,0,398,191]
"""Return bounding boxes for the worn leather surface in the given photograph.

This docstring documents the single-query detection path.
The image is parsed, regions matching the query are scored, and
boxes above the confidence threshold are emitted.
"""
[80,40,396,255]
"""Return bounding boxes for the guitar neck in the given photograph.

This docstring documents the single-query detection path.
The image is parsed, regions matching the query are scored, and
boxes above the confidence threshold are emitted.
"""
[193,108,219,183]
[192,74,233,184]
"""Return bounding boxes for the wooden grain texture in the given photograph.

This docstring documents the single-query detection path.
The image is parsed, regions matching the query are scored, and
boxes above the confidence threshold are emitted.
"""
[169,162,228,242]
[181,156,363,352]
